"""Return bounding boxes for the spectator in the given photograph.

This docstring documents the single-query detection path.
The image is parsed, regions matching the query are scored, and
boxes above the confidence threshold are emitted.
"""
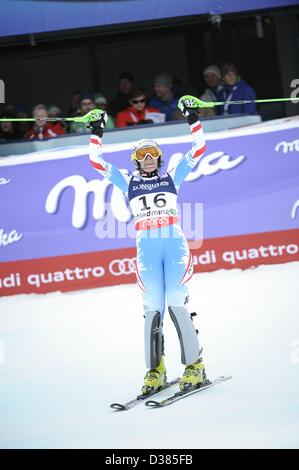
[115,86,161,128]
[94,93,115,129]
[24,104,65,140]
[0,112,22,141]
[216,63,256,115]
[15,104,31,136]
[48,105,62,119]
[108,71,135,117]
[149,73,178,121]
[201,65,223,102]
[199,65,223,117]
[48,105,67,132]
[69,92,96,134]
[68,91,81,117]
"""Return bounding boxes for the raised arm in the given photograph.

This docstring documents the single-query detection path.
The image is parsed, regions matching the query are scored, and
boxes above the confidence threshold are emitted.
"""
[170,99,206,189]
[89,112,129,194]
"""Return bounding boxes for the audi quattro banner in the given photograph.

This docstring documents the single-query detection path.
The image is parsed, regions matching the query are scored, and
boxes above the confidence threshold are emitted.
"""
[0,117,299,296]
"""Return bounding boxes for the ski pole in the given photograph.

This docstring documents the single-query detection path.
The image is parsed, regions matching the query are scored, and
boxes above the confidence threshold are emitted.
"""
[214,97,299,106]
[0,108,105,123]
[178,95,299,109]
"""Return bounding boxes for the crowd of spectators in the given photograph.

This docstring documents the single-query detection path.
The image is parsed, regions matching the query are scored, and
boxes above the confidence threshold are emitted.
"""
[0,64,256,142]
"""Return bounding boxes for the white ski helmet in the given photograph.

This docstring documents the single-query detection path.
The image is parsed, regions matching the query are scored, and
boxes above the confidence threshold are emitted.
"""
[131,139,162,170]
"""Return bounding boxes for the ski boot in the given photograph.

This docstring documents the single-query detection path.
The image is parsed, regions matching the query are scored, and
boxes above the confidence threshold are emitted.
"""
[179,357,206,392]
[141,356,167,395]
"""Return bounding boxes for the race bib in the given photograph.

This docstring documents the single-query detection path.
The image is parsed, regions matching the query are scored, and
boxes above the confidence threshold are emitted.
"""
[130,191,179,230]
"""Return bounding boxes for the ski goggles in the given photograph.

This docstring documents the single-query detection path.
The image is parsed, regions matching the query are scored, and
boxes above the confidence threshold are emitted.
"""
[134,146,161,162]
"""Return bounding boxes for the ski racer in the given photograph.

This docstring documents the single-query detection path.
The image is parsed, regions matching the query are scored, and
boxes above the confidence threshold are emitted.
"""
[88,96,207,394]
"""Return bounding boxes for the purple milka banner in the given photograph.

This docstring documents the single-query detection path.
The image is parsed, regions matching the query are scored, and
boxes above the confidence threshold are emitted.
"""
[0,122,299,263]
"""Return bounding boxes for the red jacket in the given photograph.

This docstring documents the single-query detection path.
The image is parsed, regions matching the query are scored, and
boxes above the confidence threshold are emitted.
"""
[25,122,65,140]
[116,106,160,128]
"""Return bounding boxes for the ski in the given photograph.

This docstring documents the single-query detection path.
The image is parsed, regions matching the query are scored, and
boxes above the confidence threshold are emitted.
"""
[145,375,232,408]
[110,377,180,411]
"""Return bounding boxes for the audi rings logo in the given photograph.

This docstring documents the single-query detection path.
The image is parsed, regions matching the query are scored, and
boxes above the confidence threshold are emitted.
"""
[109,258,136,276]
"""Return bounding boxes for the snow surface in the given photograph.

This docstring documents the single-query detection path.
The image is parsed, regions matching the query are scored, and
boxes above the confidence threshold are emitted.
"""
[0,262,299,449]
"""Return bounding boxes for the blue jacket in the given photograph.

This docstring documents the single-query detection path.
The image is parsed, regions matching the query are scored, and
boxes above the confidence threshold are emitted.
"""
[216,80,256,115]
[149,96,179,121]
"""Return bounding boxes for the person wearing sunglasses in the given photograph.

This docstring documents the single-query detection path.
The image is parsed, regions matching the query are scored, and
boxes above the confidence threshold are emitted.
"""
[89,98,207,394]
[115,85,161,128]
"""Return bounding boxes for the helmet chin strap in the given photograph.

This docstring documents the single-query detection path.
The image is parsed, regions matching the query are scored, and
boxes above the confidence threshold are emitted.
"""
[140,168,159,178]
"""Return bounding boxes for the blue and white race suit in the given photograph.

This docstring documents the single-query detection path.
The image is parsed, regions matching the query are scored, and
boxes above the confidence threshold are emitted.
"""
[89,120,206,368]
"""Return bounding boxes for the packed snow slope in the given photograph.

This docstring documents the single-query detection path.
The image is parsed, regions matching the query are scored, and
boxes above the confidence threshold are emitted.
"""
[0,262,298,449]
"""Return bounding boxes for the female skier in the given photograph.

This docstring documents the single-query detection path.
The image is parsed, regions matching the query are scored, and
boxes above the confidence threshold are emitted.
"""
[88,96,207,394]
